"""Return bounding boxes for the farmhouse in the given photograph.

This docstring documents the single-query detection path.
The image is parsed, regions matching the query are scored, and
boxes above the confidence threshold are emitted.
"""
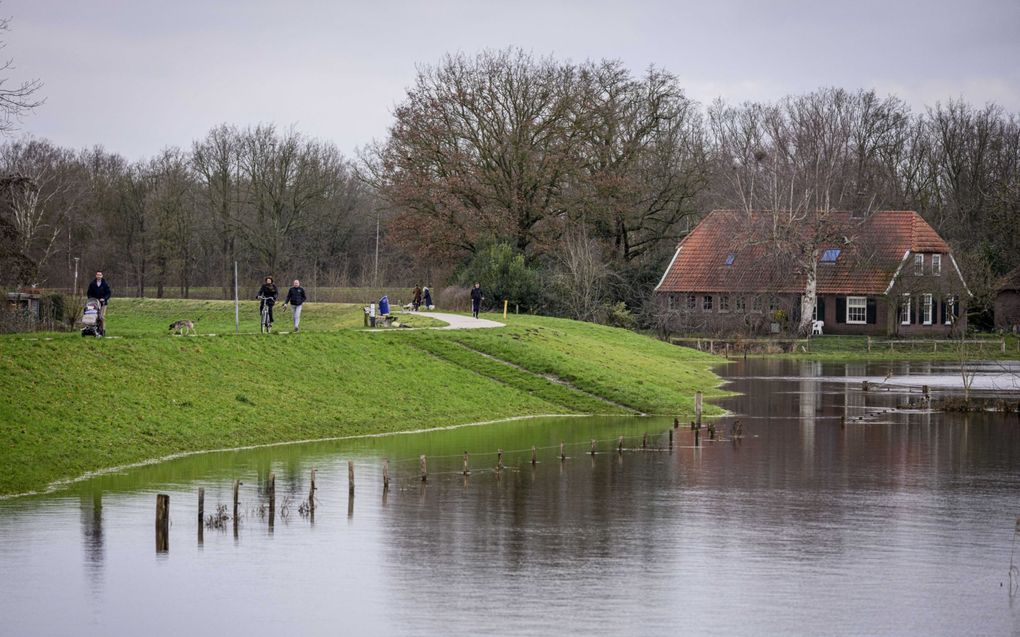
[655,210,970,336]
[994,265,1020,333]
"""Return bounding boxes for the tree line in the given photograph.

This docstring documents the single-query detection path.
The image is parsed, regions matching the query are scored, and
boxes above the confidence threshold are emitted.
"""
[2,48,1018,328]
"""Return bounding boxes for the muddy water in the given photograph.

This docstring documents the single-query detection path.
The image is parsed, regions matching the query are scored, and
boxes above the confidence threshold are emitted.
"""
[1,360,1019,636]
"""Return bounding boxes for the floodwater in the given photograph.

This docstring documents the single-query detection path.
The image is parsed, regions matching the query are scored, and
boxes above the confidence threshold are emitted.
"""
[1,360,1019,636]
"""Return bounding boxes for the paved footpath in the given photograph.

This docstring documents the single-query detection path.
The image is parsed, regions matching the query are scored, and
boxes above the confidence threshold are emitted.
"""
[412,312,504,330]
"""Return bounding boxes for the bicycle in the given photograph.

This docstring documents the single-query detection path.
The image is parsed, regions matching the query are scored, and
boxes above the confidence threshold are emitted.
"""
[257,295,275,334]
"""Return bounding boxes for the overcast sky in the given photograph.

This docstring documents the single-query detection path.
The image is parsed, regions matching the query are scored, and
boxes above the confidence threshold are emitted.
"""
[7,0,1020,160]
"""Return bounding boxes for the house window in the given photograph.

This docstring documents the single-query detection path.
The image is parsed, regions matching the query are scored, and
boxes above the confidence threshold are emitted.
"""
[900,294,911,325]
[914,253,924,275]
[932,254,941,276]
[945,296,955,324]
[703,295,713,312]
[686,294,696,311]
[820,248,841,263]
[847,296,867,324]
[922,294,933,325]
[735,296,746,312]
[719,295,730,312]
[724,254,735,266]
[751,296,763,313]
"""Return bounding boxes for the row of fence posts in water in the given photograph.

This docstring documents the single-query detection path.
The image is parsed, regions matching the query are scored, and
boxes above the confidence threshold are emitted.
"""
[155,392,715,552]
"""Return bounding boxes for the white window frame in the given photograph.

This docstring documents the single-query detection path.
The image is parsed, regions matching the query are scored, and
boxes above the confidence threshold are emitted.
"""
[686,294,696,311]
[900,294,911,325]
[945,296,955,325]
[914,253,924,275]
[718,295,730,313]
[702,295,713,312]
[922,293,933,325]
[847,296,867,324]
[735,296,746,313]
[931,254,941,276]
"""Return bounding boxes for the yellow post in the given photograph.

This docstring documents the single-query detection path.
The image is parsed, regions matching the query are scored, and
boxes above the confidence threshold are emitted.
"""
[503,299,508,320]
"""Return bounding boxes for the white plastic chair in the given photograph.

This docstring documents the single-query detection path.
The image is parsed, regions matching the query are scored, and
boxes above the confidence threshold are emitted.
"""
[811,320,824,336]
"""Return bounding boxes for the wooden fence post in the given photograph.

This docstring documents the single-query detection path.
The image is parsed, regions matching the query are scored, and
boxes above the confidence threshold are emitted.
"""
[348,461,355,495]
[695,391,703,429]
[233,480,240,521]
[420,454,428,482]
[560,442,565,462]
[618,436,624,454]
[867,336,872,352]
[669,429,674,449]
[497,449,504,471]
[268,472,276,528]
[589,439,597,455]
[531,446,537,465]
[463,451,470,476]
[156,494,169,553]
[197,488,204,527]
[310,468,317,513]
[382,460,390,491]
[642,432,648,449]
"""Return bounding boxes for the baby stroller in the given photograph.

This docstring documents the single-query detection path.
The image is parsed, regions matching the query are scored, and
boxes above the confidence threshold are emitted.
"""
[81,298,105,337]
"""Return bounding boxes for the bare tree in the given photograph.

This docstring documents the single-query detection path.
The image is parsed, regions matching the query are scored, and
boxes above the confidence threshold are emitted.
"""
[551,227,613,322]
[0,138,84,284]
[708,89,911,335]
[0,14,42,135]
[366,49,581,260]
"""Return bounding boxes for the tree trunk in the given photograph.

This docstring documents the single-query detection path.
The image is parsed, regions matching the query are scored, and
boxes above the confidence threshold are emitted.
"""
[798,254,818,335]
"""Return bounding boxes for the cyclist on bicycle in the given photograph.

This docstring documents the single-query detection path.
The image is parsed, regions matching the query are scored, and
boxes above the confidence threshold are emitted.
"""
[257,276,279,328]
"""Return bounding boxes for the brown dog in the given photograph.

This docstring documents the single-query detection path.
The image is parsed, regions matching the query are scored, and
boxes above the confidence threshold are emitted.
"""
[168,320,196,336]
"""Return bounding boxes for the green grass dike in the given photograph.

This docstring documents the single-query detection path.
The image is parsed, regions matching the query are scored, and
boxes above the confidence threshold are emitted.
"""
[0,298,726,496]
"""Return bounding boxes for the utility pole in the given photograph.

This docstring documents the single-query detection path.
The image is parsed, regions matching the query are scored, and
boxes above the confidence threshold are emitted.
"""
[374,215,380,287]
[73,257,80,297]
[234,261,239,334]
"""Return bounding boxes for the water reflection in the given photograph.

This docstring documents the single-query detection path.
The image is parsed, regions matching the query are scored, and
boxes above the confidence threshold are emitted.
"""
[1,360,1018,635]
[79,490,103,586]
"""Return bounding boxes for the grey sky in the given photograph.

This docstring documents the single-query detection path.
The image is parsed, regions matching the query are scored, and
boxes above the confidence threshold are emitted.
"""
[7,0,1020,160]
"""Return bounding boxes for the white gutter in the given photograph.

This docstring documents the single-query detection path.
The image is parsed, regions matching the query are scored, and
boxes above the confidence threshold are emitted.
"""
[654,246,682,292]
[884,250,912,295]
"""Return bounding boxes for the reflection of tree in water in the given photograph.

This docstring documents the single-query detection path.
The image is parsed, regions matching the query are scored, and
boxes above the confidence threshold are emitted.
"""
[79,491,104,586]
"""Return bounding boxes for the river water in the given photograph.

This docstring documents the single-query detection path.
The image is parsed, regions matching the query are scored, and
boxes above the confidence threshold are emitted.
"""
[1,359,1019,636]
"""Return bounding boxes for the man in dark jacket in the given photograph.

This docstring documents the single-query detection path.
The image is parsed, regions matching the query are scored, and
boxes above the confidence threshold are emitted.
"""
[86,271,111,320]
[470,282,483,319]
[283,279,307,332]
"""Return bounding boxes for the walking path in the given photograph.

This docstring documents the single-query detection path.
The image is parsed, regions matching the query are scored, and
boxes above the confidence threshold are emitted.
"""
[423,312,504,330]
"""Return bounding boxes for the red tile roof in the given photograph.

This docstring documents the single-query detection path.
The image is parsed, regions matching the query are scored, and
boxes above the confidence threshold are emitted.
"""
[656,210,953,296]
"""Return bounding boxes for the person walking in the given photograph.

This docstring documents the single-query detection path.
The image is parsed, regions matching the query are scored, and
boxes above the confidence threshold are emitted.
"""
[470,282,484,319]
[412,285,423,311]
[422,286,433,310]
[257,276,278,327]
[283,279,307,332]
[86,270,112,331]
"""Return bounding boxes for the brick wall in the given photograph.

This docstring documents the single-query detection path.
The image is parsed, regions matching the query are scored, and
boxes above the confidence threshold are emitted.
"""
[995,291,1020,332]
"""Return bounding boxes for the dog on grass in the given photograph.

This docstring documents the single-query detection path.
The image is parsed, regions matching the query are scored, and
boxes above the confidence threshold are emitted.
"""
[169,320,196,336]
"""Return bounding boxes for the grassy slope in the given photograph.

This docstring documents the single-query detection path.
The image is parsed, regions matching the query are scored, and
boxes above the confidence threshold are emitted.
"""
[0,303,724,495]
[91,297,444,336]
